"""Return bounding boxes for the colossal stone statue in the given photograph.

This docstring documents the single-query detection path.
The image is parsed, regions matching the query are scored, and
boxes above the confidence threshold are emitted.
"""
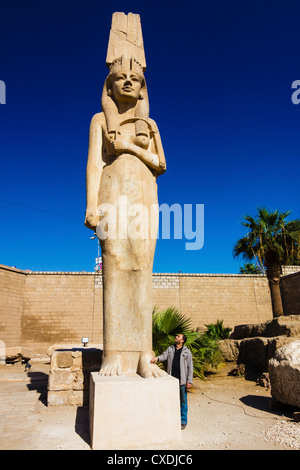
[85,12,166,378]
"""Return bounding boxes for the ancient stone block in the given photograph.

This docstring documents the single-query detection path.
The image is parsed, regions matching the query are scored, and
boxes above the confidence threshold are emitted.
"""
[218,339,240,362]
[47,347,102,406]
[56,351,73,368]
[269,340,300,408]
[48,390,85,406]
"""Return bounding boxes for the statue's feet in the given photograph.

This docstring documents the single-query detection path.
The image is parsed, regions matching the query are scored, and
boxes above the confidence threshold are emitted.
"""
[99,353,123,376]
[138,352,167,379]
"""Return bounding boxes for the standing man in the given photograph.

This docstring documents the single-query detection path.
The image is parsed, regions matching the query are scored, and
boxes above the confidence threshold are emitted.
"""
[150,334,193,429]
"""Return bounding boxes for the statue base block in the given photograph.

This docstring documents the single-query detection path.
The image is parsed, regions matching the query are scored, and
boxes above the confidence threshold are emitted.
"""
[89,372,182,450]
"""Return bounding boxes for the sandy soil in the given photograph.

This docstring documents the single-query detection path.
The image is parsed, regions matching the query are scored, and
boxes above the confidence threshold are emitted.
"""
[0,361,298,451]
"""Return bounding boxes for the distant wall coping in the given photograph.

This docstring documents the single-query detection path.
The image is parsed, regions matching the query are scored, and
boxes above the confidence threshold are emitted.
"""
[280,270,300,279]
[0,264,267,278]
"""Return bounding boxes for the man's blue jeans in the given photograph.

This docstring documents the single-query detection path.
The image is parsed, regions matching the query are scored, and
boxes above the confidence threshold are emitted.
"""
[180,385,188,425]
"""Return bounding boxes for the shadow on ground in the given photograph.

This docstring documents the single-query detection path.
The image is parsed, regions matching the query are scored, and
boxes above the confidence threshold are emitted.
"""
[26,370,91,447]
[240,394,297,419]
[26,371,48,406]
[76,406,90,446]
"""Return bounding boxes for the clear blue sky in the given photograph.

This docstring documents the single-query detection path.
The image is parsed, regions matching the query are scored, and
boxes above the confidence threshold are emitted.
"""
[1,0,300,273]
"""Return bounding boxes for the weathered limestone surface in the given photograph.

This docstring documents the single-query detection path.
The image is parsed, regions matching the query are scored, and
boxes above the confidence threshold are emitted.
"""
[48,348,102,406]
[106,12,146,70]
[269,341,300,408]
[219,316,300,372]
[84,11,166,378]
[230,315,300,339]
[89,372,181,450]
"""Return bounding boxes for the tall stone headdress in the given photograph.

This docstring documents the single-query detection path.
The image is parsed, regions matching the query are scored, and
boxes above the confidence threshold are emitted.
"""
[101,12,150,139]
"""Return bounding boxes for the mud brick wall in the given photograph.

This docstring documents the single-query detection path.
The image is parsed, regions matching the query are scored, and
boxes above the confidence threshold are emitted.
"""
[0,264,281,355]
[0,265,103,355]
[280,271,300,315]
[0,265,25,349]
[22,272,103,352]
[153,273,272,329]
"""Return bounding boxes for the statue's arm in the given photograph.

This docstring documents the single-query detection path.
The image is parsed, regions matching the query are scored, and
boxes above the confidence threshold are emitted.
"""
[85,114,104,230]
[111,138,160,170]
[148,118,166,175]
[111,119,166,175]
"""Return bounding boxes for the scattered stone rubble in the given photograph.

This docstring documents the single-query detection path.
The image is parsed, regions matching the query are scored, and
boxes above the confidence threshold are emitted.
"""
[256,372,271,388]
[219,314,300,449]
[218,316,300,449]
[265,420,300,450]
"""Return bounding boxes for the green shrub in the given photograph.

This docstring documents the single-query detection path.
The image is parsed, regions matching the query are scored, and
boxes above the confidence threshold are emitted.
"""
[152,307,224,380]
[204,319,232,340]
[189,333,224,379]
[152,306,198,356]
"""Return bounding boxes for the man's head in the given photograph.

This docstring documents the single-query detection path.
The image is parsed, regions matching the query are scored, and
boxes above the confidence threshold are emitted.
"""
[174,334,187,346]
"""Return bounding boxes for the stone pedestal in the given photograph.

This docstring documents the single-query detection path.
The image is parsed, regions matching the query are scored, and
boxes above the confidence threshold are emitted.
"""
[89,373,182,450]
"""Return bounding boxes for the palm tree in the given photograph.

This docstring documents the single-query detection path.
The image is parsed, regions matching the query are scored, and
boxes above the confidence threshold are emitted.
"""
[239,263,263,274]
[233,207,300,317]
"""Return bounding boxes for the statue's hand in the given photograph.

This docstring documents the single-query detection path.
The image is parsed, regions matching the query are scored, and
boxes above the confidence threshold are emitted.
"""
[111,138,130,155]
[85,207,100,230]
[160,160,166,171]
[111,138,161,171]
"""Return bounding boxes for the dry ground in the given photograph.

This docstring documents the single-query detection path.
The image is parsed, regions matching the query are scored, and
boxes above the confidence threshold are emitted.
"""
[0,361,298,451]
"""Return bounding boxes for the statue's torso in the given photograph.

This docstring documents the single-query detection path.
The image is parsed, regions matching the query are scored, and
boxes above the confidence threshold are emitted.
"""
[98,117,158,269]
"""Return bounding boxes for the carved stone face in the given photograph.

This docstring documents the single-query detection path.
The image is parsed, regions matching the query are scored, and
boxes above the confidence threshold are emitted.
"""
[111,69,142,104]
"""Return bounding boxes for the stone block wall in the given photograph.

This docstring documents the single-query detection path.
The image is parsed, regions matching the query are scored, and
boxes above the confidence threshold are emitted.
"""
[23,272,103,352]
[153,273,272,329]
[280,271,300,315]
[0,265,103,355]
[0,265,25,350]
[0,264,283,355]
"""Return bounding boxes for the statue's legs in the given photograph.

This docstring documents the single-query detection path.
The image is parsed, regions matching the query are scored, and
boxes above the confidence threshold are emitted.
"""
[99,250,165,377]
[98,154,164,377]
[102,252,153,353]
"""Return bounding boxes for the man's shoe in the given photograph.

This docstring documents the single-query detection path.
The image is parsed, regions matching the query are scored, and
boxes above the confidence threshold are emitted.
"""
[181,424,187,430]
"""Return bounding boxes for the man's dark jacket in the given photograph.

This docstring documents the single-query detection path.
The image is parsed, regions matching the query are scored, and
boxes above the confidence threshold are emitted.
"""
[157,345,193,386]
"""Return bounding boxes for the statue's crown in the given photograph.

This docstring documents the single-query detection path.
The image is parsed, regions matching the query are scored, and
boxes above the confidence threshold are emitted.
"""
[106,12,146,73]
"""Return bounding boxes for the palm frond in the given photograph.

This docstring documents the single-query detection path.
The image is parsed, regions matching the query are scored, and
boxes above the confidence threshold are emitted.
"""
[152,308,225,380]
[152,306,198,348]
